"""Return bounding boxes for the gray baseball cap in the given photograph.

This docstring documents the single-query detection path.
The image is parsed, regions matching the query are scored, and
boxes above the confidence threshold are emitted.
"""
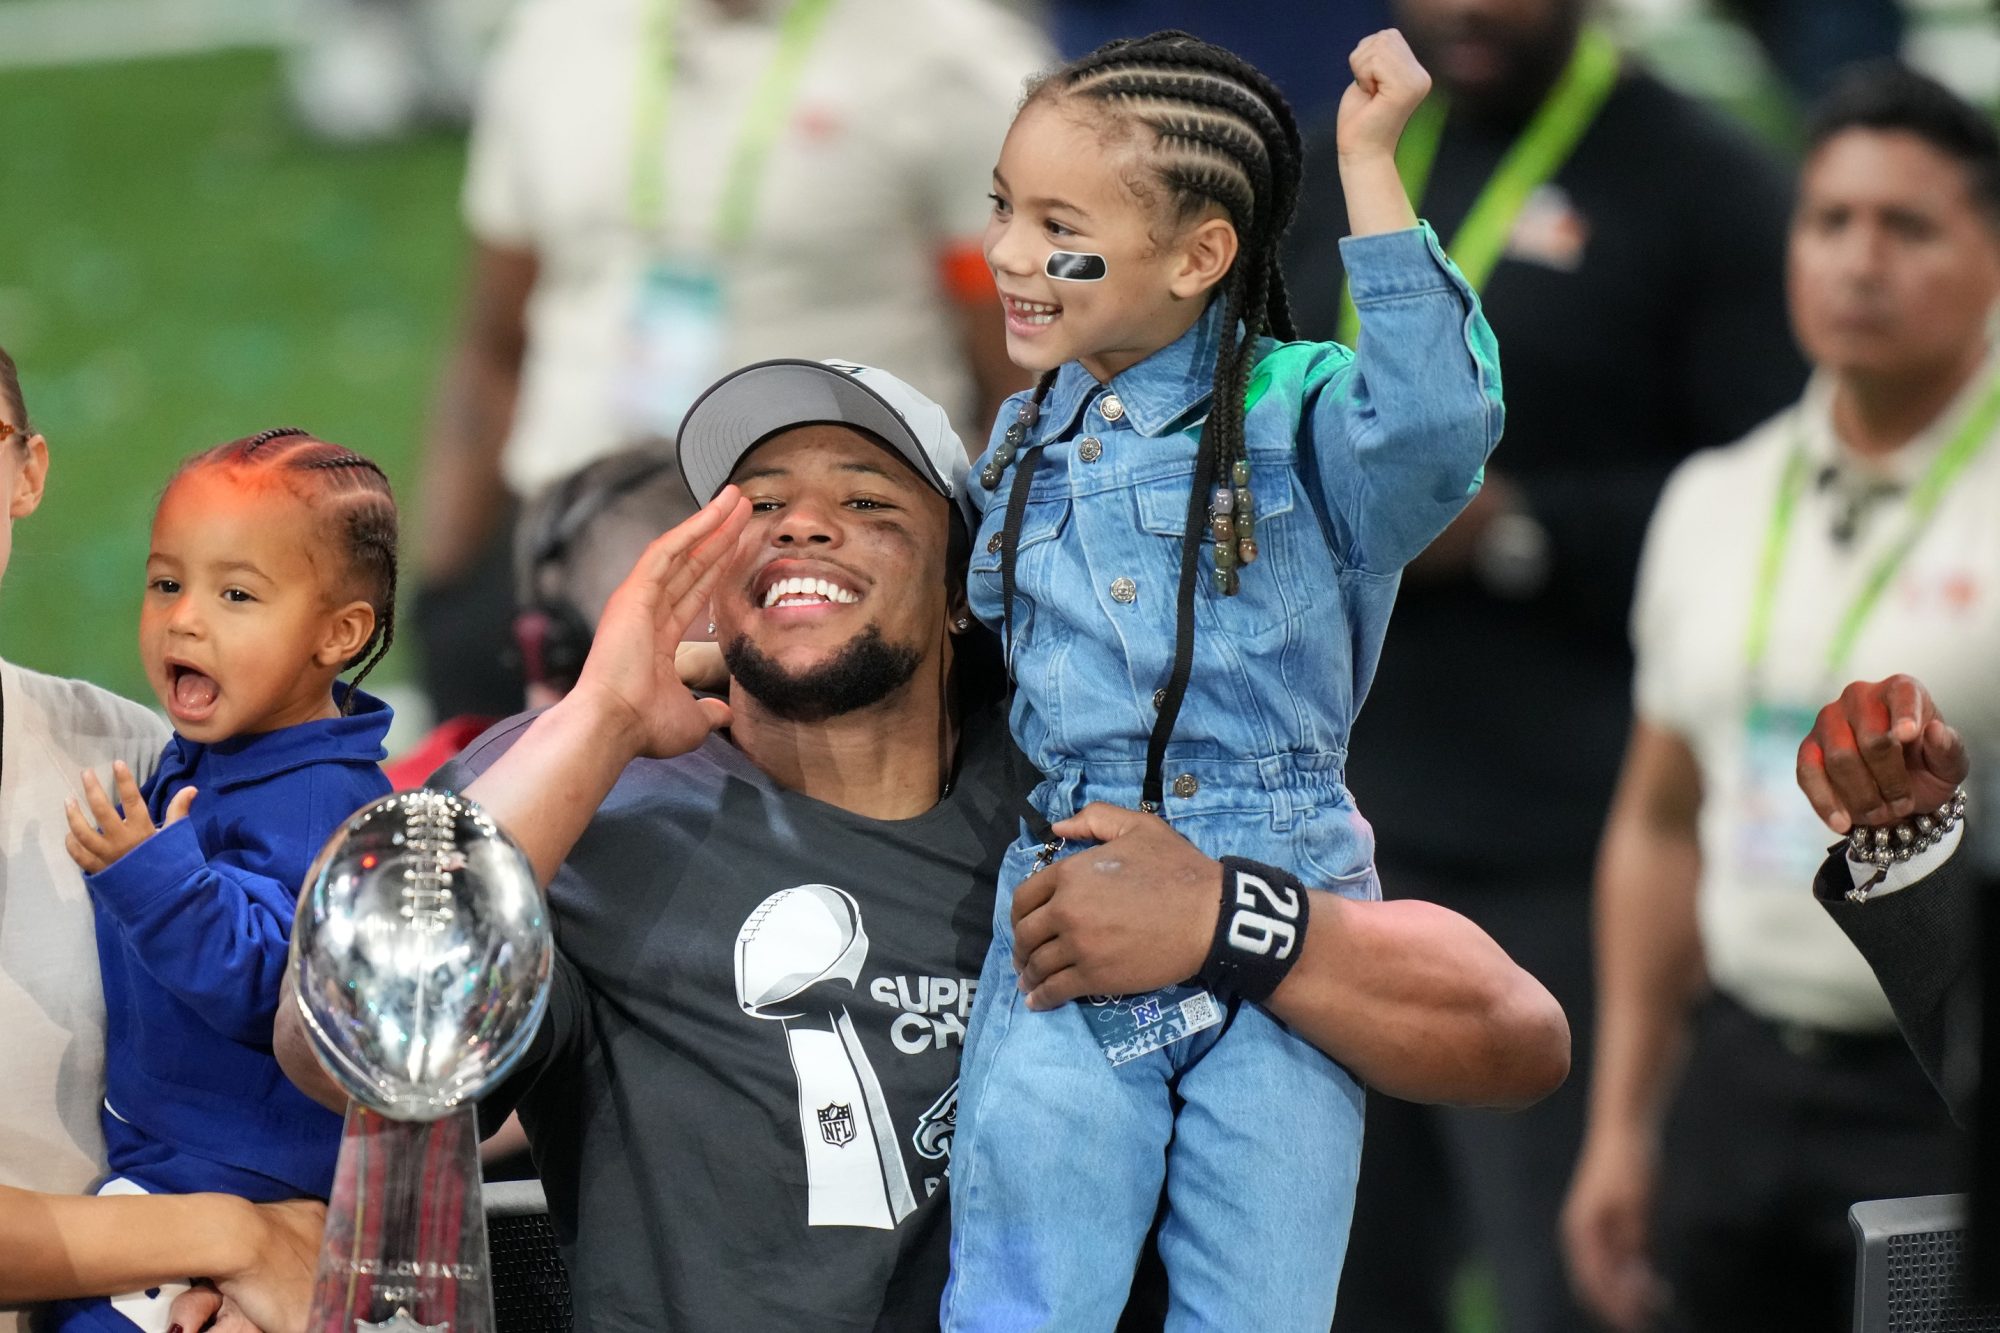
[676,358,974,528]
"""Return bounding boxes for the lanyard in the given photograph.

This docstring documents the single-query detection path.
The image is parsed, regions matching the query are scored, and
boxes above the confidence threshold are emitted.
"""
[1744,374,2000,684]
[629,0,837,249]
[1335,25,1620,343]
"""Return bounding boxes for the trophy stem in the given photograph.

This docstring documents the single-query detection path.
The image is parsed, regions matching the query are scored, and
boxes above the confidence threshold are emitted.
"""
[308,1103,495,1333]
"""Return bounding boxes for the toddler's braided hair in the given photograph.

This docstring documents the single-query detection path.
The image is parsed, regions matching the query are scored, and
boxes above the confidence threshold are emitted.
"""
[175,428,399,711]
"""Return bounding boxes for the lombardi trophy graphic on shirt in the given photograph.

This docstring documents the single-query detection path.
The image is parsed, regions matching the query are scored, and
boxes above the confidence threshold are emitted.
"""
[735,884,918,1229]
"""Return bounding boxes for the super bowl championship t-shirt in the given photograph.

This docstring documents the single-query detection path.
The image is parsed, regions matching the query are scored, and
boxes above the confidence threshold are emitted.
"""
[440,706,1017,1332]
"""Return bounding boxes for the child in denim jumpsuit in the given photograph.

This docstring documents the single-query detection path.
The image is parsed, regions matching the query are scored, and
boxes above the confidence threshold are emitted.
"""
[944,30,1505,1330]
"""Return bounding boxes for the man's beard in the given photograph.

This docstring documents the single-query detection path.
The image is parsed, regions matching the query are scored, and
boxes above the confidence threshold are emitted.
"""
[723,623,924,723]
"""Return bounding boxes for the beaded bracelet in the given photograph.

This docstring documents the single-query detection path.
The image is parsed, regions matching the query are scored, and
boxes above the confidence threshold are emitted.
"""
[1844,788,1966,872]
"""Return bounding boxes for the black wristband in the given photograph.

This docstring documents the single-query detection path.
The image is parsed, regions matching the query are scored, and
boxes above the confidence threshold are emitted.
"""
[1198,858,1311,1003]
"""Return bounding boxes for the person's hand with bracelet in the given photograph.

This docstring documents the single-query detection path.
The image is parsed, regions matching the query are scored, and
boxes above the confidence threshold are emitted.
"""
[1007,803,1570,1109]
[1797,673,1970,900]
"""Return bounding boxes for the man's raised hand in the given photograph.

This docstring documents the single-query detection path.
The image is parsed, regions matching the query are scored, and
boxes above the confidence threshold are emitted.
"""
[1797,674,1969,834]
[572,486,750,761]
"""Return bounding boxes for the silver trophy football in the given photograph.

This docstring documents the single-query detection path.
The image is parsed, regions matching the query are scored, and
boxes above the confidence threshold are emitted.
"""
[291,790,552,1333]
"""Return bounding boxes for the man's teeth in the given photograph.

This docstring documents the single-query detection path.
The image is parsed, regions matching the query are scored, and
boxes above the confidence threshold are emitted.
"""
[1012,297,1060,325]
[762,576,860,609]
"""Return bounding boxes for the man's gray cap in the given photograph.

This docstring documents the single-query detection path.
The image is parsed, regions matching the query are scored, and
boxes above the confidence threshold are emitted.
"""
[676,358,974,528]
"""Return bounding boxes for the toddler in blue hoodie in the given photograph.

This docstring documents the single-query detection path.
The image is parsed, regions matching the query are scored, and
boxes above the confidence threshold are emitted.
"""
[57,428,398,1332]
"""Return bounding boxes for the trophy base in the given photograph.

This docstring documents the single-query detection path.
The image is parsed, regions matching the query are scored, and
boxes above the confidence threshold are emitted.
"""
[308,1104,496,1333]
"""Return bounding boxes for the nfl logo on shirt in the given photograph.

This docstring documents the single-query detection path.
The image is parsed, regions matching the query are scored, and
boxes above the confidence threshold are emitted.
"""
[819,1102,857,1147]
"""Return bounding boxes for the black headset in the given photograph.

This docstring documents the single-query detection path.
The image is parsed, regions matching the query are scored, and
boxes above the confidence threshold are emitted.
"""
[508,452,692,692]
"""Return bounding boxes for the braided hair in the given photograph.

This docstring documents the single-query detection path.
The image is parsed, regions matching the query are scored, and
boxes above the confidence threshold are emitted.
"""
[174,427,400,710]
[1009,31,1306,809]
[1020,30,1303,519]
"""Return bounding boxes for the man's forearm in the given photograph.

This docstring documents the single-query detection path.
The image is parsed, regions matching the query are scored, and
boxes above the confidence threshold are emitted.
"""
[462,687,642,887]
[275,683,621,1108]
[1013,803,1566,1107]
[275,953,349,1113]
[1267,894,1570,1109]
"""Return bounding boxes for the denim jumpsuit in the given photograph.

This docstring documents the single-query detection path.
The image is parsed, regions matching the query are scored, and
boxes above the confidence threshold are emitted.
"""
[943,225,1505,1331]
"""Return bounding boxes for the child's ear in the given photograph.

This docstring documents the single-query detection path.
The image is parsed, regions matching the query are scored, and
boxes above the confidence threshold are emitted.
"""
[1169,217,1240,301]
[9,435,49,519]
[317,599,378,670]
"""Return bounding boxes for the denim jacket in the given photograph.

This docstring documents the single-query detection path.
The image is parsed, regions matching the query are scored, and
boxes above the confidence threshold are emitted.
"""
[968,224,1503,866]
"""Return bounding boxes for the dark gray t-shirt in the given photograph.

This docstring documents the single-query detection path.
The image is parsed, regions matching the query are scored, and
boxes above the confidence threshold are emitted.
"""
[438,707,1016,1332]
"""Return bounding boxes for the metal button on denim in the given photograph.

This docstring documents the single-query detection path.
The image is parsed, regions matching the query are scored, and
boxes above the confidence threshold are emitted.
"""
[986,532,1004,554]
[1078,436,1103,462]
[1172,774,1199,798]
[1152,688,1166,709]
[1099,394,1125,422]
[1110,577,1137,604]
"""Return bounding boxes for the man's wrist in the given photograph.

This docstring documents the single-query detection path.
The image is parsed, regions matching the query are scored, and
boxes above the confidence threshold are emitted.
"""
[1841,806,1965,902]
[548,685,646,766]
[1199,858,1311,1003]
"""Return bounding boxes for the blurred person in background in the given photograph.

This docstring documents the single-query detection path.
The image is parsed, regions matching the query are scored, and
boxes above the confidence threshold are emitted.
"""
[1563,63,2000,1333]
[0,346,169,1333]
[385,446,697,787]
[1285,2,1808,1329]
[412,0,1047,722]
[286,0,501,142]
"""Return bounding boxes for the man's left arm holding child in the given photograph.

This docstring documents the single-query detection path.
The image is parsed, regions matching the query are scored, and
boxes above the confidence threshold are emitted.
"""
[1010,801,1570,1109]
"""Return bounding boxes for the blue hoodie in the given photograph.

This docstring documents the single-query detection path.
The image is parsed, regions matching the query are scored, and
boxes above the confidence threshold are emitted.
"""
[85,689,392,1199]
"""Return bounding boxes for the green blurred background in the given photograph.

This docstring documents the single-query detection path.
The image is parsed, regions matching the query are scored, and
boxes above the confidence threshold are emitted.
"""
[0,48,464,715]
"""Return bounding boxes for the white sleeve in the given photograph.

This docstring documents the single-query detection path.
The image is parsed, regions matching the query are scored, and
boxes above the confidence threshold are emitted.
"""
[1847,820,1965,898]
[460,1,547,248]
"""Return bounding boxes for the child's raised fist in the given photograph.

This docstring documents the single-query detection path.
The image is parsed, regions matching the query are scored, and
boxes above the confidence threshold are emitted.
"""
[1337,29,1434,160]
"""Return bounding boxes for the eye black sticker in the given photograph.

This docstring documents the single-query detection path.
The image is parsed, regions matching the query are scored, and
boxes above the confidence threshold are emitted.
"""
[1045,251,1108,282]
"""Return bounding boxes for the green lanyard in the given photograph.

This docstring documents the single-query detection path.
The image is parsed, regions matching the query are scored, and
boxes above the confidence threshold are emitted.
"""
[1336,25,1621,344]
[629,0,837,250]
[1744,374,2000,683]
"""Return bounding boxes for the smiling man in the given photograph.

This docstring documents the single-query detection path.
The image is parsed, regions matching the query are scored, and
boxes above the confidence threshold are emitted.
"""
[277,358,1568,1331]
